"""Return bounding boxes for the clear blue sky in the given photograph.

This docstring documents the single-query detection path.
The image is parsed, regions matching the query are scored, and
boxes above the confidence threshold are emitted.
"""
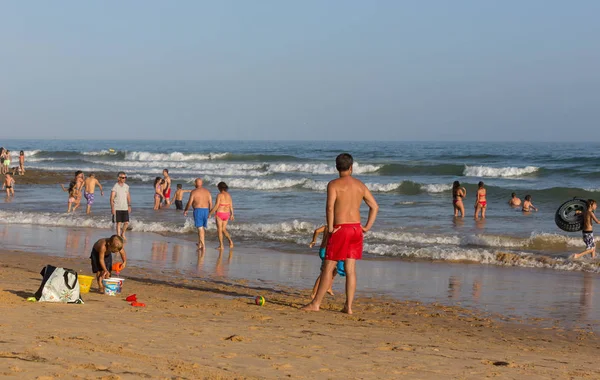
[1,1,598,141]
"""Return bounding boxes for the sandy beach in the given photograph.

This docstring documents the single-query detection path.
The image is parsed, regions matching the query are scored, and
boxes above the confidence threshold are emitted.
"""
[1,248,600,379]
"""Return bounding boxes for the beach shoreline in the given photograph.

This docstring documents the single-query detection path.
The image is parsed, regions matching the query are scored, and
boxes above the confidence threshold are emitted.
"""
[1,248,600,379]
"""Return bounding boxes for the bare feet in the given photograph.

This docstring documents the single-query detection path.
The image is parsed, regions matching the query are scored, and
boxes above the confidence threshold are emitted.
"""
[341,305,353,314]
[301,303,320,312]
[327,289,334,296]
[229,242,234,248]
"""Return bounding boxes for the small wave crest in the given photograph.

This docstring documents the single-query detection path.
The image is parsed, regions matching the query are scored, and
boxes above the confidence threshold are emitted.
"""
[463,165,539,178]
[125,151,229,162]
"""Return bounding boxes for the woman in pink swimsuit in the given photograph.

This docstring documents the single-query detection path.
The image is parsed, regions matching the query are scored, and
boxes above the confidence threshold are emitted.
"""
[209,182,235,249]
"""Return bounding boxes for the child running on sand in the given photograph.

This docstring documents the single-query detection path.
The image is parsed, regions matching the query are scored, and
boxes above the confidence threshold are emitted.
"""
[522,195,538,212]
[61,181,79,213]
[572,200,599,260]
[90,235,127,293]
[309,225,346,299]
[2,173,15,197]
[173,184,191,210]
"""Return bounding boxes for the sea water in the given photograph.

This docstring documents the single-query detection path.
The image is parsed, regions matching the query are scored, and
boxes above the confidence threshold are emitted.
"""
[2,139,600,273]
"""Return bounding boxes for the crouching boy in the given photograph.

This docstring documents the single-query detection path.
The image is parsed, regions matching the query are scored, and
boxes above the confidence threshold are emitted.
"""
[90,235,127,293]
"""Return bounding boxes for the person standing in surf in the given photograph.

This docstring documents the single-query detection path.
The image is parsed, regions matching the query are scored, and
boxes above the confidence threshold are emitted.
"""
[83,173,104,214]
[572,200,599,260]
[162,169,172,207]
[18,151,25,175]
[302,153,378,315]
[474,181,487,219]
[452,181,466,217]
[184,178,213,250]
[208,181,235,249]
[110,172,131,240]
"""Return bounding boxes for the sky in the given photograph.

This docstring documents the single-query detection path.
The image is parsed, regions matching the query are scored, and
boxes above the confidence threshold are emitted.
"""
[0,1,598,141]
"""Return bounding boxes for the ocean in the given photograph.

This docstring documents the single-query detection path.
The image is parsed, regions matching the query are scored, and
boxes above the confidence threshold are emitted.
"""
[3,139,600,274]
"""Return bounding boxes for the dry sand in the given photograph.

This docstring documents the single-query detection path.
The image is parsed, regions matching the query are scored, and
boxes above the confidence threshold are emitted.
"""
[1,250,599,379]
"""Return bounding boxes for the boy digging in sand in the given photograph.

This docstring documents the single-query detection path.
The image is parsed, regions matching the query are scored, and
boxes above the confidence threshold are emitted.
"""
[309,225,346,298]
[572,199,599,260]
[90,235,127,293]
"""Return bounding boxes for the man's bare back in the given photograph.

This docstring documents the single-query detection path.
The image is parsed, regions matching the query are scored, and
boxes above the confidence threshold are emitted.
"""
[84,176,102,194]
[328,176,369,226]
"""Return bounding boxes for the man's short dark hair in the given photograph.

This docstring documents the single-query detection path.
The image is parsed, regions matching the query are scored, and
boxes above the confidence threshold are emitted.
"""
[118,171,126,177]
[163,168,169,174]
[335,153,353,172]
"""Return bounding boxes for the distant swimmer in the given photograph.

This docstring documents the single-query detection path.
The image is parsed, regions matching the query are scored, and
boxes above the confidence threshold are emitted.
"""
[572,199,598,260]
[209,181,235,249]
[184,178,213,250]
[452,181,467,218]
[474,181,487,220]
[302,153,378,315]
[83,173,104,214]
[522,195,538,212]
[509,193,521,207]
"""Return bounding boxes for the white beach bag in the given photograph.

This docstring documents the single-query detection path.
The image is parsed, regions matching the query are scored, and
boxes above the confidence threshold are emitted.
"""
[35,265,83,303]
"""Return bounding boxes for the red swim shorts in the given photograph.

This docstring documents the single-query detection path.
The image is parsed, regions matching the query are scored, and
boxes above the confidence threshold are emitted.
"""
[325,223,363,261]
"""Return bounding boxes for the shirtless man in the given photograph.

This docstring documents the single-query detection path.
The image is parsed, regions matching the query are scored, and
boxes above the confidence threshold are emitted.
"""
[183,178,213,250]
[83,173,104,214]
[162,169,172,207]
[302,153,378,314]
[508,192,521,207]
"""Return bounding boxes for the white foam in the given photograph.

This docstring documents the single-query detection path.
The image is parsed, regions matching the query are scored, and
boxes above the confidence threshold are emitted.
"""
[267,162,381,175]
[204,177,308,190]
[421,183,452,193]
[125,151,229,162]
[463,165,539,178]
[24,150,41,157]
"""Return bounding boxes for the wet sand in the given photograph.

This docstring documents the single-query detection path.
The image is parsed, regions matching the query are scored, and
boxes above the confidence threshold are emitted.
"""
[1,224,600,331]
[1,250,600,379]
[2,168,116,186]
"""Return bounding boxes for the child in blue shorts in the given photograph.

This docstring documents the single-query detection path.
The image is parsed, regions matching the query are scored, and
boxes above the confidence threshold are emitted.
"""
[309,225,346,299]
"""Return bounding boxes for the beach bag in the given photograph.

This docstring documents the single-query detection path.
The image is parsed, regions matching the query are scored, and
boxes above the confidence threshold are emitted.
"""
[35,265,83,303]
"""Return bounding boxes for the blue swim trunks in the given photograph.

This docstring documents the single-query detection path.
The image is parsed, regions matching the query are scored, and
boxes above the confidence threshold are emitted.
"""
[318,247,346,277]
[193,208,209,229]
